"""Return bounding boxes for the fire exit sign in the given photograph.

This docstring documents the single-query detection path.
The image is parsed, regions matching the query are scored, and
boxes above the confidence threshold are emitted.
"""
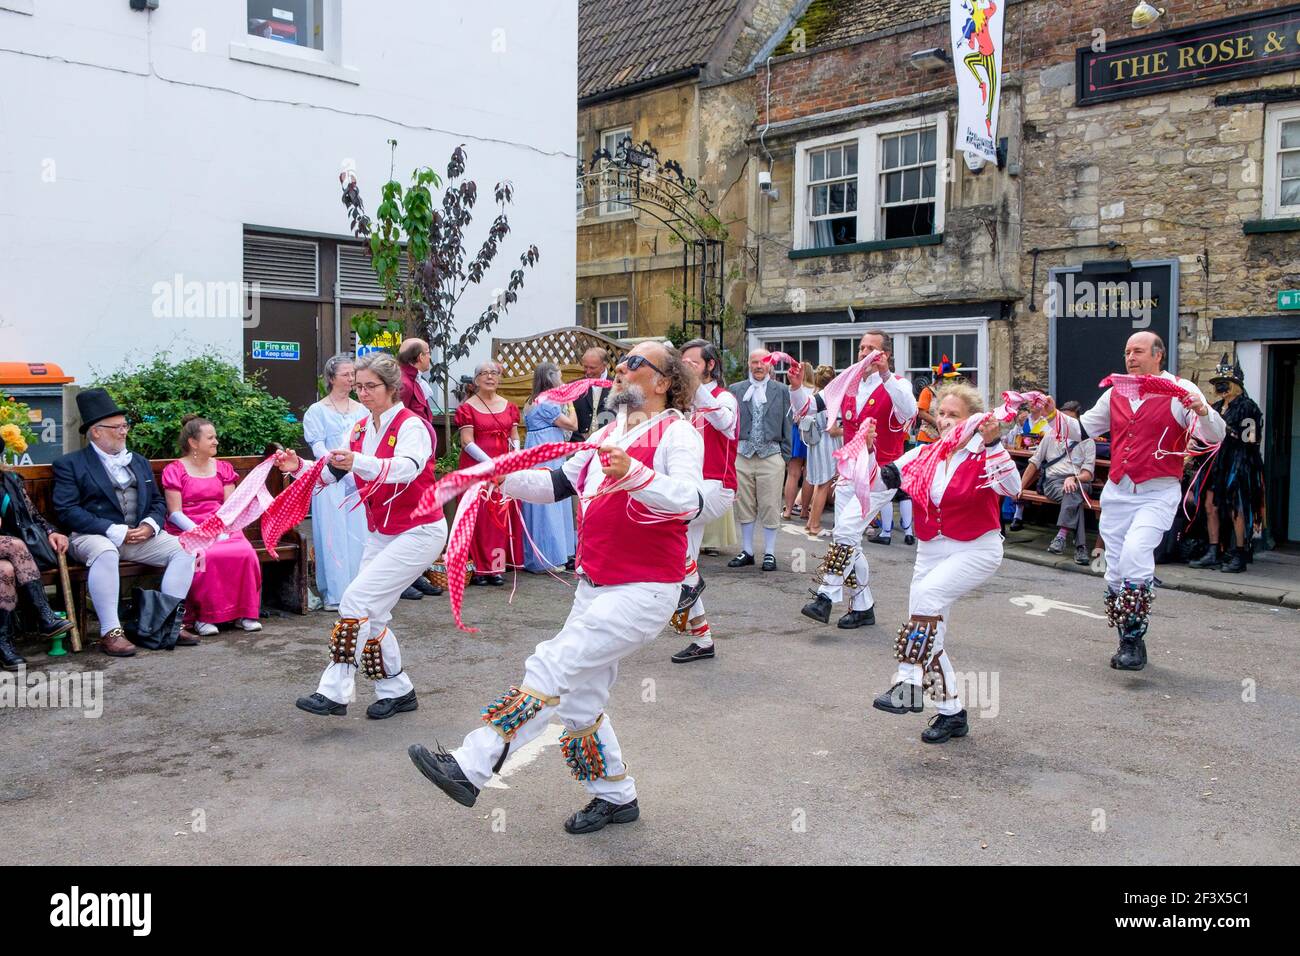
[1280,291,1300,310]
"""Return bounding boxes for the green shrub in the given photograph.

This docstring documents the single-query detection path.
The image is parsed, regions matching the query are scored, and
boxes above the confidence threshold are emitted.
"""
[91,356,303,460]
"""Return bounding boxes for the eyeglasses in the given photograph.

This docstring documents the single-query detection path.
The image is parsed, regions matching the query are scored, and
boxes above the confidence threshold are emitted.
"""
[97,423,130,433]
[355,382,386,393]
[619,354,666,376]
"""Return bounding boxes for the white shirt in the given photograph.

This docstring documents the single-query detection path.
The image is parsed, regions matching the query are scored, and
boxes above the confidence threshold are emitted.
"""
[1063,371,1226,493]
[501,409,704,521]
[694,382,738,439]
[90,441,159,544]
[887,435,1021,504]
[856,370,918,424]
[309,402,433,486]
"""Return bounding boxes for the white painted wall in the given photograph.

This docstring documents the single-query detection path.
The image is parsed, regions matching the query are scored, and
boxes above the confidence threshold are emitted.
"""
[0,0,576,383]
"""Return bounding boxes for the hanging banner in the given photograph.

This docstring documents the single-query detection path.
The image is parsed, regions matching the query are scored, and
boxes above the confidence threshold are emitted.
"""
[951,0,1004,164]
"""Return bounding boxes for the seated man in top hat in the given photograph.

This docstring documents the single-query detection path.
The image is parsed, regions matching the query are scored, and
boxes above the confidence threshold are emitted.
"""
[52,388,198,657]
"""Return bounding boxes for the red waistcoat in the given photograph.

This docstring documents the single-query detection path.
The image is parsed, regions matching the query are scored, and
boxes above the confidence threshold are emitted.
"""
[1106,392,1186,485]
[349,409,442,535]
[577,422,688,586]
[913,451,1003,542]
[697,384,738,491]
[843,378,908,464]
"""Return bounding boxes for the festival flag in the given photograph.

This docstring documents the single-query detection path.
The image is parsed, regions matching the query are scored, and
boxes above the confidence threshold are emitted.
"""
[951,0,1004,165]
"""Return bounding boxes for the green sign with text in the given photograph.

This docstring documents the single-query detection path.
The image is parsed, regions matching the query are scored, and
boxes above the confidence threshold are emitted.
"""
[1280,290,1300,311]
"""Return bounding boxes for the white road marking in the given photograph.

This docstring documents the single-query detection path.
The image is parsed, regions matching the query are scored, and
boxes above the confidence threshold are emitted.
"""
[482,720,563,790]
[1009,594,1106,620]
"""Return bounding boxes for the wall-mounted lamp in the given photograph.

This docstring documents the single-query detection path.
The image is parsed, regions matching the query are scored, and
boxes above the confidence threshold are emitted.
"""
[1131,2,1165,28]
[129,0,159,9]
[907,48,951,72]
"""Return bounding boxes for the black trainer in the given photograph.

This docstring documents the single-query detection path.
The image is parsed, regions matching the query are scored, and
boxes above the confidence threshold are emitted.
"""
[411,576,442,596]
[1110,637,1147,671]
[366,689,418,719]
[1189,545,1221,569]
[671,641,714,663]
[728,551,755,568]
[296,692,347,716]
[564,797,640,835]
[408,743,480,808]
[801,594,832,624]
[676,578,706,612]
[1074,544,1091,565]
[921,710,969,743]
[872,681,925,714]
[762,553,777,571]
[837,606,875,629]
[399,585,423,600]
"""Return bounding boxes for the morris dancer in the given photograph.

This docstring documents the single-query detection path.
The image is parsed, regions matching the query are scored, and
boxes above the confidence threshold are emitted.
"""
[870,381,1020,743]
[276,353,448,719]
[801,330,916,629]
[1047,332,1224,671]
[408,341,704,835]
[670,338,737,664]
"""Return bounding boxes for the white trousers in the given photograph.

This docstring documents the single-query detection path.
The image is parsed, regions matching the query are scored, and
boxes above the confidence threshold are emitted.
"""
[1098,479,1179,591]
[453,578,678,806]
[685,479,735,618]
[818,477,891,610]
[894,531,1003,716]
[316,519,448,704]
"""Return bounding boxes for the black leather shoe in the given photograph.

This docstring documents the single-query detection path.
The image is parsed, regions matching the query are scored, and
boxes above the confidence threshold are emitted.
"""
[408,743,479,808]
[487,574,506,586]
[762,553,777,571]
[0,609,24,670]
[1188,545,1221,569]
[565,556,576,572]
[671,641,714,663]
[1110,637,1147,671]
[1220,548,1247,573]
[1009,518,1024,532]
[801,594,832,624]
[903,534,916,546]
[296,692,347,716]
[18,581,74,637]
[728,551,755,568]
[837,606,875,628]
[676,578,706,612]
[921,710,969,743]
[470,574,491,586]
[873,681,925,714]
[563,797,640,835]
[400,585,423,600]
[869,533,892,546]
[411,576,442,596]
[366,689,418,719]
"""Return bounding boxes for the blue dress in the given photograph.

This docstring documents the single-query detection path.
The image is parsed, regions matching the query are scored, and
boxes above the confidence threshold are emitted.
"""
[302,400,369,607]
[521,402,576,572]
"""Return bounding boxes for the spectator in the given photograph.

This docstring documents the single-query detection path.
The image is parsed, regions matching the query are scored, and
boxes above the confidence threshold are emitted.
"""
[302,354,369,610]
[398,338,435,423]
[783,361,815,521]
[0,511,74,668]
[727,348,791,571]
[162,415,264,634]
[1016,401,1095,565]
[455,361,523,585]
[572,347,612,441]
[801,365,840,538]
[521,362,578,573]
[53,388,198,656]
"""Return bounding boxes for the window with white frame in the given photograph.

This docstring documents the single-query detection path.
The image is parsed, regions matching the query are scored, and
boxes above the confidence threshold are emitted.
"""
[599,127,633,216]
[247,0,324,51]
[1264,104,1300,219]
[762,339,819,380]
[596,298,628,338]
[795,114,947,250]
[832,336,860,371]
[906,332,979,388]
[807,143,859,247]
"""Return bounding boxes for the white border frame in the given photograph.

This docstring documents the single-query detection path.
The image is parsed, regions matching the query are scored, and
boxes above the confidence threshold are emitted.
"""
[596,296,629,337]
[1263,103,1300,220]
[230,0,359,84]
[792,112,948,251]
[598,126,633,217]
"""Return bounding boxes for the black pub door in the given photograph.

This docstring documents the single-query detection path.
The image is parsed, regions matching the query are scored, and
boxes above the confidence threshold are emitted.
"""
[1265,345,1299,547]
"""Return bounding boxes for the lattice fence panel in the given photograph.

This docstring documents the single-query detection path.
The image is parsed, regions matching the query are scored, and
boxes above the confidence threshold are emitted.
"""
[492,327,630,379]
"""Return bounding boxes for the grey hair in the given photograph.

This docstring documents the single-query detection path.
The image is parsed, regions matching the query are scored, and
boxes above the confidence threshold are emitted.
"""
[529,362,562,402]
[354,352,402,398]
[473,360,504,379]
[323,353,355,388]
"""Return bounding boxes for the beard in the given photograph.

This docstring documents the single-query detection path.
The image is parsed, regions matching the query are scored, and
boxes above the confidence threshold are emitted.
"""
[609,385,646,412]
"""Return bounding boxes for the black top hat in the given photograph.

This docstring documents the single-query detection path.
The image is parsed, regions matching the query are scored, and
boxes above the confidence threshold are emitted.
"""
[1210,353,1245,388]
[76,388,128,434]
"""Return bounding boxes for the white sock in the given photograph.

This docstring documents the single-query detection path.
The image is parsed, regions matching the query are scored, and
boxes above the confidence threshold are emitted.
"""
[763,526,777,556]
[87,551,122,634]
[1013,503,1025,520]
[880,506,893,535]
[898,499,913,533]
[741,522,755,555]
[690,625,714,648]
[161,550,197,601]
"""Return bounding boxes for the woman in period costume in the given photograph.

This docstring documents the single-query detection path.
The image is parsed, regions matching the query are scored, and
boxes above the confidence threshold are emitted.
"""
[454,361,523,585]
[520,362,578,573]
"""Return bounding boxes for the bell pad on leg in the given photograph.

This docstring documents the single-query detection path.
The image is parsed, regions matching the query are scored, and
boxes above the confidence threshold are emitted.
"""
[815,542,855,589]
[670,607,690,634]
[558,714,626,782]
[895,615,942,665]
[1109,581,1154,640]
[360,630,391,680]
[923,652,955,703]
[481,685,559,740]
[329,617,364,665]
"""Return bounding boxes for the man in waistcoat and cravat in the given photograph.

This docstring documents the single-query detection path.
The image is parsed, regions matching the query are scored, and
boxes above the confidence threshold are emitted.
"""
[726,348,791,572]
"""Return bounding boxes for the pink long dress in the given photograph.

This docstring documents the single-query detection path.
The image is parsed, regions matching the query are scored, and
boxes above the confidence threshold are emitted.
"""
[162,460,262,626]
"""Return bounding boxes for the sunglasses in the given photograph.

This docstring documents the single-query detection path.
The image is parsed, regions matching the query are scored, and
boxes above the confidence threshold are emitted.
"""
[619,354,666,376]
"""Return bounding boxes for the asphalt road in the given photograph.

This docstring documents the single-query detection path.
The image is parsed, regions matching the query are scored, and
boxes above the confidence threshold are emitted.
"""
[3,525,1296,865]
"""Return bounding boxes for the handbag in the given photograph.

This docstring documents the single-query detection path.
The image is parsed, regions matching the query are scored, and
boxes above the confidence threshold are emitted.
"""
[798,412,824,447]
[0,470,59,571]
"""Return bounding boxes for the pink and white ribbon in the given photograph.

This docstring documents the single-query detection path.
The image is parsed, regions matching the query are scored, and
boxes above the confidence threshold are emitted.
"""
[763,351,798,368]
[535,378,614,406]
[833,425,879,517]
[817,350,885,428]
[178,456,281,564]
[900,413,992,505]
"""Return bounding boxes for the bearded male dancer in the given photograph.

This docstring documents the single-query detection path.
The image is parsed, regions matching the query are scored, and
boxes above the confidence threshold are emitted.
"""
[408,341,704,835]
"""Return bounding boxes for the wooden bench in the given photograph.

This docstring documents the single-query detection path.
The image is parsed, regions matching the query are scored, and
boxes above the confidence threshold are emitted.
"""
[1009,447,1109,515]
[14,452,308,652]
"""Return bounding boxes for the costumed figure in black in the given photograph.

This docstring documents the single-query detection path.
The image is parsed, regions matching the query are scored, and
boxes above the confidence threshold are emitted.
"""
[1188,355,1265,574]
